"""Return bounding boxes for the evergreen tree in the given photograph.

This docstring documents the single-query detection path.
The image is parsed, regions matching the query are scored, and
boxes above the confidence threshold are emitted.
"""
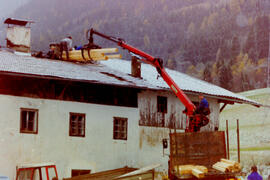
[218,61,233,90]
[256,15,269,59]
[203,64,212,83]
[231,36,241,60]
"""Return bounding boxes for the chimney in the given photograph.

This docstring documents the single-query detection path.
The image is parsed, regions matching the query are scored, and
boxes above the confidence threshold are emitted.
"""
[131,56,141,78]
[4,18,34,53]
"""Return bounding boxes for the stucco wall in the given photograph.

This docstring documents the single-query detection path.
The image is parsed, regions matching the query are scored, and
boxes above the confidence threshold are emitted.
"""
[0,90,220,179]
[0,95,139,179]
[136,90,220,172]
[6,26,31,47]
[138,90,220,131]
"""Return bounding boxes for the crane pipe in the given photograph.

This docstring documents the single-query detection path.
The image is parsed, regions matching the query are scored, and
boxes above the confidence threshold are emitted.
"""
[89,29,196,116]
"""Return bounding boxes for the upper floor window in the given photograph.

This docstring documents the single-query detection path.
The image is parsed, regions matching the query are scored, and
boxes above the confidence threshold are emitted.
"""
[157,96,167,113]
[20,108,38,134]
[69,113,85,137]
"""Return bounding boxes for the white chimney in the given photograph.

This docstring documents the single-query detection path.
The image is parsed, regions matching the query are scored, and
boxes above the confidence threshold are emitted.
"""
[4,18,34,53]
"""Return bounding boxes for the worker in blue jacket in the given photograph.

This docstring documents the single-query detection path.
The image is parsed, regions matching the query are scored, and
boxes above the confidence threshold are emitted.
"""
[192,94,210,131]
[187,94,210,132]
[247,166,263,180]
[197,94,210,115]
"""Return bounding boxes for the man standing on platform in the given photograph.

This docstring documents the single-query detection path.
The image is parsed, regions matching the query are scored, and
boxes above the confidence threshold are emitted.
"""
[60,36,72,60]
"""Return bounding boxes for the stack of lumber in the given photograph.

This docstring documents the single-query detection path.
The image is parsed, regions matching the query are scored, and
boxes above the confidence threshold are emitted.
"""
[174,165,208,179]
[212,158,241,173]
[63,164,158,180]
[62,48,122,62]
[63,167,137,180]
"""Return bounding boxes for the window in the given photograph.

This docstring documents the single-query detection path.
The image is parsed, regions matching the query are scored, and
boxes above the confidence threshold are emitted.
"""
[20,108,38,134]
[71,169,91,177]
[69,113,85,137]
[157,96,167,113]
[113,117,128,140]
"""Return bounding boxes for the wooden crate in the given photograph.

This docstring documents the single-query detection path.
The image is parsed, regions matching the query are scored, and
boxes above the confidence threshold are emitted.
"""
[169,131,227,168]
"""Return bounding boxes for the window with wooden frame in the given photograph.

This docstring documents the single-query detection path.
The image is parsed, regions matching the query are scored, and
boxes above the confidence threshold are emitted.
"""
[20,108,38,134]
[113,117,128,140]
[157,96,167,113]
[69,113,85,137]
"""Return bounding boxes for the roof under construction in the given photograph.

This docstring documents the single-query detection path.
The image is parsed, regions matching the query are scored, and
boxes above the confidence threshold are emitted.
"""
[0,50,261,107]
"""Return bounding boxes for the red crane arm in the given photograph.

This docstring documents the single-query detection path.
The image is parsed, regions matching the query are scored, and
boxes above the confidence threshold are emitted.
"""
[88,29,196,115]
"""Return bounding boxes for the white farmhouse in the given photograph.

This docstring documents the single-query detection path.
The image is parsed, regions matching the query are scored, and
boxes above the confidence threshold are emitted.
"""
[0,50,259,179]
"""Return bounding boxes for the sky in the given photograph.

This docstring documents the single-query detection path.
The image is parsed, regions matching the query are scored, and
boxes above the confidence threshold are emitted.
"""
[0,0,30,45]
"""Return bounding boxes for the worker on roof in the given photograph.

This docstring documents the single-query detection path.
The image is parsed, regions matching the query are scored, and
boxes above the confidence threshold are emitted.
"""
[60,36,72,60]
[47,43,60,59]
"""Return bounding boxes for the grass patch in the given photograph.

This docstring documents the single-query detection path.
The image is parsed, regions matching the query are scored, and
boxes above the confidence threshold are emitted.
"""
[230,146,270,151]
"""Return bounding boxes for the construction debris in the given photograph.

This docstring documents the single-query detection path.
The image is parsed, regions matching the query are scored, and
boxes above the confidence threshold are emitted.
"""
[63,165,157,180]
[191,168,205,179]
[63,167,136,180]
[176,165,193,175]
[174,165,208,178]
[212,158,241,173]
[195,166,208,173]
[115,164,160,179]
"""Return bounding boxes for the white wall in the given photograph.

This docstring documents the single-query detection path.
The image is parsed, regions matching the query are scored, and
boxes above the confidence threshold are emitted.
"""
[138,90,220,131]
[136,90,220,172]
[0,95,139,179]
[0,91,220,179]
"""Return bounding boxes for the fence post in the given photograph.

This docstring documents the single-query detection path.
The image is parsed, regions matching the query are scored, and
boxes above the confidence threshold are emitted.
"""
[226,120,230,159]
[237,119,240,163]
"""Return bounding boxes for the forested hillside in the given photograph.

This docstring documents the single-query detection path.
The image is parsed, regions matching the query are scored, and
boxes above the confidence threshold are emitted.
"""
[0,0,30,18]
[2,0,270,92]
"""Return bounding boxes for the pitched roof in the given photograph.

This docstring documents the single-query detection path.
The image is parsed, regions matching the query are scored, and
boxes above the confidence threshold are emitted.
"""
[0,50,260,107]
[101,59,261,107]
[0,51,156,89]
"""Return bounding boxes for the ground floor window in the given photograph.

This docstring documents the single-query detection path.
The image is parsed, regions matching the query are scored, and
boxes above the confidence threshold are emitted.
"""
[20,108,38,134]
[113,117,128,140]
[69,113,85,137]
[71,169,91,177]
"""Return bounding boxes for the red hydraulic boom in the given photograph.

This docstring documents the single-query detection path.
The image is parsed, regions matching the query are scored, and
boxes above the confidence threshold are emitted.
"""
[87,29,202,131]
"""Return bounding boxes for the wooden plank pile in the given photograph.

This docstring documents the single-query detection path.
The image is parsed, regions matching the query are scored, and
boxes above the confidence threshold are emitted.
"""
[62,48,122,62]
[212,158,241,173]
[63,167,137,180]
[63,164,158,180]
[174,165,208,179]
